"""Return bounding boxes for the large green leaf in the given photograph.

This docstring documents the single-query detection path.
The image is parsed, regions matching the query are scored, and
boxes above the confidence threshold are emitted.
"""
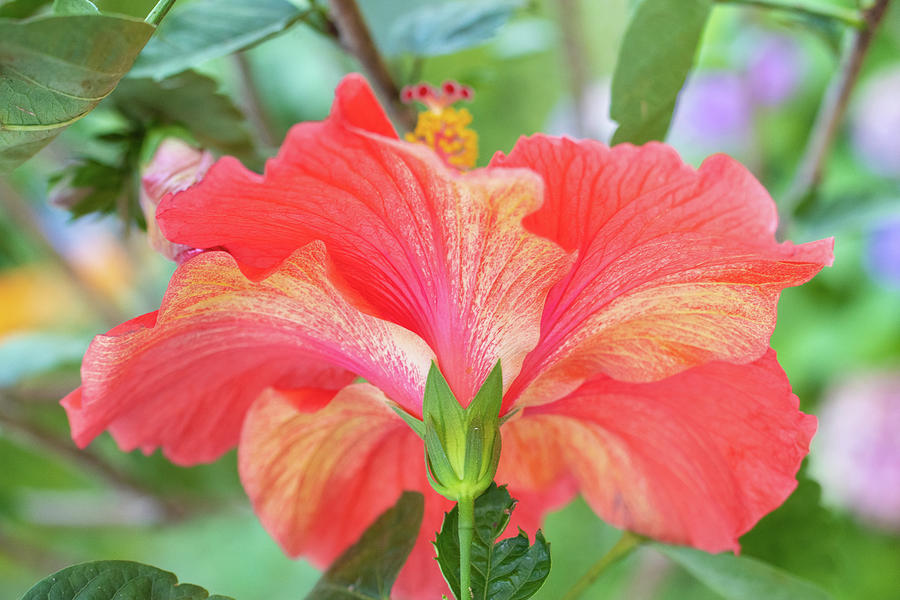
[93,0,158,19]
[52,0,98,15]
[657,545,834,600]
[0,0,48,18]
[52,70,256,225]
[112,71,256,160]
[610,0,712,145]
[0,13,155,171]
[435,484,550,600]
[305,491,425,600]
[128,0,308,80]
[386,0,520,57]
[19,560,234,600]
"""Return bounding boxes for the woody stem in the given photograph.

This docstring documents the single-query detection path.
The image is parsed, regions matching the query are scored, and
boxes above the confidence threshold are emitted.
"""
[560,531,643,600]
[457,495,475,600]
[327,0,416,131]
[779,0,891,227]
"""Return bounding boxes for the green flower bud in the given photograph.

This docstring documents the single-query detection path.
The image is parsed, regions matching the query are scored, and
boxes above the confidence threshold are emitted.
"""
[421,361,503,502]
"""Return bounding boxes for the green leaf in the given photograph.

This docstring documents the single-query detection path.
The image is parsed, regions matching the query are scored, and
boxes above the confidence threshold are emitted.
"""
[93,0,159,19]
[610,0,712,145]
[386,0,520,57]
[52,0,98,15]
[435,483,551,600]
[0,13,155,171]
[657,545,834,600]
[51,157,134,220]
[740,473,841,588]
[110,71,257,161]
[127,0,308,80]
[0,0,48,17]
[19,560,234,600]
[306,491,425,600]
[54,70,257,225]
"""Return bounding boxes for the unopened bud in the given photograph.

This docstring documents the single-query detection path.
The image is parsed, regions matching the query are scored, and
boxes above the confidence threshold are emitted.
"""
[421,361,503,502]
[140,138,214,263]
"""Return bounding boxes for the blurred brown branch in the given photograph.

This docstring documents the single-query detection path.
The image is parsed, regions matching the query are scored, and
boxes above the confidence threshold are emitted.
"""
[0,397,186,522]
[233,52,280,150]
[779,0,892,227]
[328,0,416,132]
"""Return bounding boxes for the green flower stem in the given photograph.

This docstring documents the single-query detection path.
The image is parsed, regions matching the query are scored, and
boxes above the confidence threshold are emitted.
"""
[714,0,865,29]
[146,0,177,26]
[560,532,644,600]
[457,495,475,600]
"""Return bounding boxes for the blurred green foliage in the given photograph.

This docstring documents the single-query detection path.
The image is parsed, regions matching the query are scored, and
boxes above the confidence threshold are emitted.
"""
[2,0,900,599]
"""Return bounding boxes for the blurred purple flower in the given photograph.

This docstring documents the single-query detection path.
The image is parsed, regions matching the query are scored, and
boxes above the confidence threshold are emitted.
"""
[812,373,900,532]
[747,34,804,106]
[851,67,900,177]
[668,71,753,154]
[866,216,900,286]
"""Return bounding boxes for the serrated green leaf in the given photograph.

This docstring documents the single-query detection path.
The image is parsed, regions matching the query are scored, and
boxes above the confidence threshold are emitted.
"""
[306,491,424,600]
[436,484,550,600]
[19,560,234,600]
[0,13,155,171]
[51,157,133,219]
[110,71,257,162]
[53,0,98,15]
[657,545,834,600]
[386,0,520,57]
[610,0,712,145]
[128,0,308,80]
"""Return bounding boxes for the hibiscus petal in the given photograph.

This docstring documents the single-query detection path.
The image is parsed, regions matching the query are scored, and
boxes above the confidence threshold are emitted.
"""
[62,242,434,464]
[240,383,562,599]
[157,76,571,404]
[498,350,816,552]
[239,383,453,599]
[492,136,833,407]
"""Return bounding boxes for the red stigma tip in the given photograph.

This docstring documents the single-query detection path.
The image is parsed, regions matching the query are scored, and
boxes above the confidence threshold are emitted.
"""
[401,86,415,102]
[460,86,473,100]
[442,80,458,95]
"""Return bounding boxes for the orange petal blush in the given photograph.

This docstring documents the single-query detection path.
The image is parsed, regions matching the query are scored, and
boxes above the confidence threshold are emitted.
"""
[493,136,833,409]
[499,350,815,552]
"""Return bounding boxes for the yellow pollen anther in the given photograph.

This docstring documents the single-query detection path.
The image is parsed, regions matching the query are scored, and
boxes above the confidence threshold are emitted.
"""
[406,106,479,170]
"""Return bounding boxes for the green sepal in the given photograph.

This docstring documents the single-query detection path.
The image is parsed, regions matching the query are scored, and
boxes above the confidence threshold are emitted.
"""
[422,360,504,502]
[388,401,425,439]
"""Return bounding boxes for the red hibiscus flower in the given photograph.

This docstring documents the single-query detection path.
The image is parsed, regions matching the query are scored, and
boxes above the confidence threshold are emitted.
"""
[62,74,832,599]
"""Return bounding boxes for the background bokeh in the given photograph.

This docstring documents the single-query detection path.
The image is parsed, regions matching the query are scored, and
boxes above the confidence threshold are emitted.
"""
[1,0,899,598]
